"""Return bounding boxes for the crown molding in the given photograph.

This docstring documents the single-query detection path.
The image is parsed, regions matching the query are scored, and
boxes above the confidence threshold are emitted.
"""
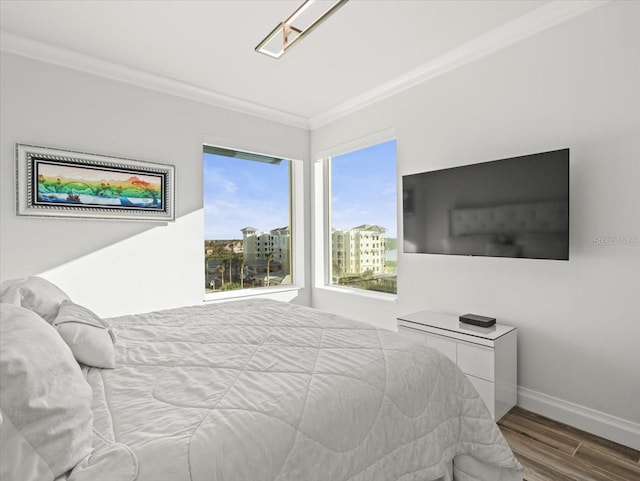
[1,1,608,132]
[0,31,310,130]
[308,0,610,129]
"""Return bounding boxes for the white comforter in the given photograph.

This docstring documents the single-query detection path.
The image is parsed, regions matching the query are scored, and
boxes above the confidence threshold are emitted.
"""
[71,299,522,481]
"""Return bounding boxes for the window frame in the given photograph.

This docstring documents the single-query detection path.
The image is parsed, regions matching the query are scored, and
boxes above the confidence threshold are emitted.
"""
[203,143,305,301]
[313,129,397,300]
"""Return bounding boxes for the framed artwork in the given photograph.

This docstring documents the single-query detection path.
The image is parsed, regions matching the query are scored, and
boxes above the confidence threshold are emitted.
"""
[16,144,175,222]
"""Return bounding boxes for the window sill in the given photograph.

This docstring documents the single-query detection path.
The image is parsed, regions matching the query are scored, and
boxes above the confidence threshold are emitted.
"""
[204,285,302,302]
[315,285,397,302]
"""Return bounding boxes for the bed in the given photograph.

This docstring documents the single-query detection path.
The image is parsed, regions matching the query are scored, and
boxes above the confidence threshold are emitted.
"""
[0,277,523,481]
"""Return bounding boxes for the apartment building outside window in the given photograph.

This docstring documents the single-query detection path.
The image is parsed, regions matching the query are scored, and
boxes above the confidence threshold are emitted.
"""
[203,146,293,293]
[328,139,397,294]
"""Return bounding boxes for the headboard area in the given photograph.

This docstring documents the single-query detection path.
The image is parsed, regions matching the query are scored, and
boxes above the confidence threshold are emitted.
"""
[443,201,569,259]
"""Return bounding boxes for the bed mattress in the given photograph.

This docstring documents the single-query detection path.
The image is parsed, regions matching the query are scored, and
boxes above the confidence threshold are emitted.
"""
[70,298,522,481]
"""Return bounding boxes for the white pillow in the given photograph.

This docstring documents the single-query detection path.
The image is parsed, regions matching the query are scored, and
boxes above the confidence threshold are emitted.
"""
[0,303,93,481]
[0,276,70,323]
[53,300,116,369]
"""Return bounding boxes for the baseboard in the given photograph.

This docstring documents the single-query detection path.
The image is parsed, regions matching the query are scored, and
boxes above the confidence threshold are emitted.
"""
[517,387,640,450]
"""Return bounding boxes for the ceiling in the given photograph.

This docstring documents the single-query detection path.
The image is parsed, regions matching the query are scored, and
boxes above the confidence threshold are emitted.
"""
[0,0,602,128]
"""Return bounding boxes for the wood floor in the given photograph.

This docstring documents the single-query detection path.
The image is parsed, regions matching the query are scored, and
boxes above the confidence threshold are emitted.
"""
[498,407,640,481]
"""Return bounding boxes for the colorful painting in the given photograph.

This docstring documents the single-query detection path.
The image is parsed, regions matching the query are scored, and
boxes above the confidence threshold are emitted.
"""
[36,162,164,209]
[16,144,175,221]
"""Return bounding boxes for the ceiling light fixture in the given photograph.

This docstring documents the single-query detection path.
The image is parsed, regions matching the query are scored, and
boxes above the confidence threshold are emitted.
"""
[255,0,349,59]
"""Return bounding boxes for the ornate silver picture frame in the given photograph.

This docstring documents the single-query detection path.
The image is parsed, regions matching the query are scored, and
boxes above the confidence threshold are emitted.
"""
[16,144,175,222]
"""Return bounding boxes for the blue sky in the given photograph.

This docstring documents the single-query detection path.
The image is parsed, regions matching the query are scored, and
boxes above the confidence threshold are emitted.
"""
[331,140,397,237]
[204,154,289,239]
[204,139,397,240]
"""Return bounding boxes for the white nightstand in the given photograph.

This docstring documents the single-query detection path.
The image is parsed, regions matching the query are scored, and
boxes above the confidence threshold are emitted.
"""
[397,311,517,420]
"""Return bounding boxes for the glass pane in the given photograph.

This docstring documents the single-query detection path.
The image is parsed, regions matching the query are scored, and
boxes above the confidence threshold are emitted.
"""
[204,148,291,293]
[330,140,397,294]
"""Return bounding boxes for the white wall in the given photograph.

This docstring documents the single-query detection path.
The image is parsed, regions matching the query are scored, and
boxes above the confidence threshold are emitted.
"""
[311,0,640,438]
[0,53,311,316]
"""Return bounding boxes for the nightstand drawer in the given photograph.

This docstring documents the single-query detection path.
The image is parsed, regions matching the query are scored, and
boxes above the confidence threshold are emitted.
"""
[423,333,457,363]
[457,342,495,381]
[397,326,426,343]
[466,375,495,418]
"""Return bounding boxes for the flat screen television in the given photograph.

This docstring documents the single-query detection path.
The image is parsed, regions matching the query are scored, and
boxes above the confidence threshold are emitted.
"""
[402,149,569,260]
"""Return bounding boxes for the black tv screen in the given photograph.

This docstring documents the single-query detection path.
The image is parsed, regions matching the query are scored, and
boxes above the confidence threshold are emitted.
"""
[403,149,569,260]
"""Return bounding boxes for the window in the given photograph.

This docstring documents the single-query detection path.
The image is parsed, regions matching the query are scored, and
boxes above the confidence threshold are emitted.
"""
[327,139,397,294]
[203,146,293,294]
